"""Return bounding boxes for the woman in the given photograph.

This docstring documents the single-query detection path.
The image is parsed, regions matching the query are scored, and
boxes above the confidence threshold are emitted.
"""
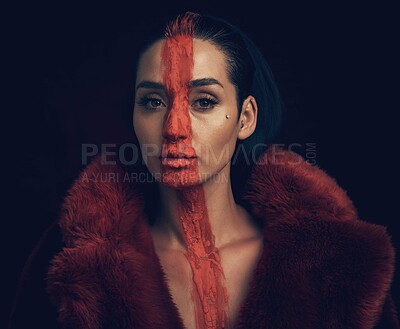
[9,11,398,329]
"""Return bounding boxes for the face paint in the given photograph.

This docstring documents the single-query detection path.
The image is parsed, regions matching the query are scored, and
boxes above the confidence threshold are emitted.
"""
[160,13,229,329]
[160,30,198,188]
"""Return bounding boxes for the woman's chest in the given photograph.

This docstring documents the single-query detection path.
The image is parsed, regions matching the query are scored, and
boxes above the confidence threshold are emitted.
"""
[156,238,263,329]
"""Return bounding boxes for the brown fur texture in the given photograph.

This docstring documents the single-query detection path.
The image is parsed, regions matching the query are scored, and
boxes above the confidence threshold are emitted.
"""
[47,147,398,328]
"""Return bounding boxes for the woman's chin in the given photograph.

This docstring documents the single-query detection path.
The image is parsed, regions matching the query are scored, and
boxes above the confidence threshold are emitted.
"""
[158,167,201,189]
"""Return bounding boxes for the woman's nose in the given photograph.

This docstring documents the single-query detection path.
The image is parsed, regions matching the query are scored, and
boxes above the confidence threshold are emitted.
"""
[162,99,191,142]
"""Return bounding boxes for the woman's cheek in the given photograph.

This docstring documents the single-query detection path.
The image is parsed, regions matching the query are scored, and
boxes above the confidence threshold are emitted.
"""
[198,135,233,170]
[138,118,162,148]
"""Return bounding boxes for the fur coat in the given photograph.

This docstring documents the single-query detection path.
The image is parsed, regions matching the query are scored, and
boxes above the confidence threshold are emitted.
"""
[9,147,399,329]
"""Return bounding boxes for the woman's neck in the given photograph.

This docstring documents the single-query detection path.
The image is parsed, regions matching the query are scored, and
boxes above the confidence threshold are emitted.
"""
[150,164,255,252]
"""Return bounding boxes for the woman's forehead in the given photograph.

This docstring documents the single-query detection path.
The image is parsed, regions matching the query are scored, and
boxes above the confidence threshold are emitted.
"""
[136,38,228,86]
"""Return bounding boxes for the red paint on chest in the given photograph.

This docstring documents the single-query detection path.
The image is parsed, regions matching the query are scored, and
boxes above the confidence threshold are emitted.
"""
[160,15,229,329]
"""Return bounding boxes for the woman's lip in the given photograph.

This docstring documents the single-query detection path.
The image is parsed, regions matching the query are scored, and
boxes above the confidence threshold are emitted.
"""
[160,157,196,168]
[159,156,197,159]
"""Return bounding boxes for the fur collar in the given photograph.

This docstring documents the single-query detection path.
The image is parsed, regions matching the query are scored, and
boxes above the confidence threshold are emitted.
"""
[47,147,396,329]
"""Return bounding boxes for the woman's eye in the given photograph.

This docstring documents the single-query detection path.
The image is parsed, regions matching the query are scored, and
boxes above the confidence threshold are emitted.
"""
[192,98,218,111]
[137,97,166,111]
[149,99,163,107]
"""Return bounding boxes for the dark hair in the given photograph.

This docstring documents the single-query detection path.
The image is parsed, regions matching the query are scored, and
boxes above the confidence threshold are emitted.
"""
[128,12,283,214]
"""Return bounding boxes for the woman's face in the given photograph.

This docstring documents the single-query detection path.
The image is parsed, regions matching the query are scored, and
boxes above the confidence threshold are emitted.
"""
[133,38,246,188]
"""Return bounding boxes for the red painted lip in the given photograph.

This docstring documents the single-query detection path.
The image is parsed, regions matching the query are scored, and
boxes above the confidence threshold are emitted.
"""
[159,154,197,159]
[160,157,196,168]
[160,144,197,159]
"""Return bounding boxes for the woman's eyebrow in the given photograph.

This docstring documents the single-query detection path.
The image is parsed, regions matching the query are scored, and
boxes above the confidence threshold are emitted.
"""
[136,81,164,90]
[189,78,224,89]
[136,78,224,91]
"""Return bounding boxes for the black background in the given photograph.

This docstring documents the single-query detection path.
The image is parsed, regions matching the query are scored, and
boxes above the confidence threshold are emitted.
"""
[5,1,399,325]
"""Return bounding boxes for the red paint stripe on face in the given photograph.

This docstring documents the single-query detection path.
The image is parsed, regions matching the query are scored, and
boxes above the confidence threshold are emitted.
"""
[160,32,197,187]
[160,13,229,329]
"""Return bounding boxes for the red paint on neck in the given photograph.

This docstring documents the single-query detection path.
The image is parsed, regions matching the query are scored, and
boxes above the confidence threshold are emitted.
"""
[160,13,229,329]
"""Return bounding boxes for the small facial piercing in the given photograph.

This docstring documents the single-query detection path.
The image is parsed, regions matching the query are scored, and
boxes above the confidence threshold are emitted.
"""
[225,114,230,119]
[241,120,244,128]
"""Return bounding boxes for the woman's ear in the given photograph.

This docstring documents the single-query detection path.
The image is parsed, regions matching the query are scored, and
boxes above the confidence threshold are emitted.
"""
[237,96,258,140]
